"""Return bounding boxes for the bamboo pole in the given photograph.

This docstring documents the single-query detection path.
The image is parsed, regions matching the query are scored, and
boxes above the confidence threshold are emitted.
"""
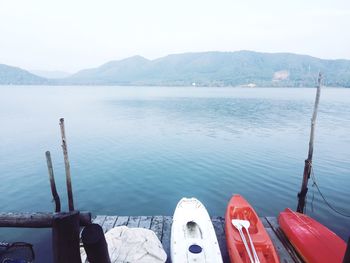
[297,72,322,213]
[46,151,61,213]
[59,118,74,211]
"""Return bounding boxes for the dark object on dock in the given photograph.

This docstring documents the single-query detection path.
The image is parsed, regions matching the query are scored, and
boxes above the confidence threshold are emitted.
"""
[343,237,350,263]
[45,151,61,213]
[0,212,91,228]
[82,224,111,263]
[52,211,82,263]
[0,242,35,263]
[297,72,322,213]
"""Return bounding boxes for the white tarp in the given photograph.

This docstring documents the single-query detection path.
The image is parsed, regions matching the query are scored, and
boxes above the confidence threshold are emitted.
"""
[81,226,167,263]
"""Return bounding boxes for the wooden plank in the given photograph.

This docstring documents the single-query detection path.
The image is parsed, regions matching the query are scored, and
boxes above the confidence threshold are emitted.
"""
[266,228,295,263]
[212,216,230,263]
[162,216,172,263]
[266,227,296,263]
[150,216,164,241]
[260,217,271,228]
[92,215,106,226]
[102,216,118,233]
[138,216,152,229]
[127,216,140,228]
[266,217,303,263]
[114,216,129,227]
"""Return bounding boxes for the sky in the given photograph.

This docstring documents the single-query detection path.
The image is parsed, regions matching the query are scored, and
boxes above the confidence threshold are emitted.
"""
[0,0,349,73]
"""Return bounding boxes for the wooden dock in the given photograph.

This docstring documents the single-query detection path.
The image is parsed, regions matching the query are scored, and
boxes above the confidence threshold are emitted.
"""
[89,215,303,263]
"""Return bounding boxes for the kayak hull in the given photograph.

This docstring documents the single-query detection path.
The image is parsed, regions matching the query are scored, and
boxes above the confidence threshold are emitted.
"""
[279,208,346,263]
[225,194,279,263]
[171,197,223,263]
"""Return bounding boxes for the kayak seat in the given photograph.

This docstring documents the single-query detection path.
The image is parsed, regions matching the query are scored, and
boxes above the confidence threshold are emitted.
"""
[185,221,203,239]
[229,206,259,234]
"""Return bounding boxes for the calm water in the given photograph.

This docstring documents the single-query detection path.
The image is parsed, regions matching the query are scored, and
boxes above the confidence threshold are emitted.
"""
[0,86,349,262]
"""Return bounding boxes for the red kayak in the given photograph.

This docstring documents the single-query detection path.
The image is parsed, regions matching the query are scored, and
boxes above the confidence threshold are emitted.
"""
[225,195,279,263]
[279,208,346,263]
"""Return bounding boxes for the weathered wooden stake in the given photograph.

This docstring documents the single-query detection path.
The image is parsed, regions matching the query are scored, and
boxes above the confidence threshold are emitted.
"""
[59,118,74,211]
[45,151,61,213]
[297,72,322,213]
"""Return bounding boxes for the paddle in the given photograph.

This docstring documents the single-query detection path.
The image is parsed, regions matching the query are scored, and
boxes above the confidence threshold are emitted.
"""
[232,219,254,263]
[239,220,260,263]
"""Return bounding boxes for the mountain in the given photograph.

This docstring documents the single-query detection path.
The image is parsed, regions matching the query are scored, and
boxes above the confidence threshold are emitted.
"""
[66,51,350,87]
[0,64,47,85]
[1,51,350,86]
[66,55,151,85]
[30,70,71,79]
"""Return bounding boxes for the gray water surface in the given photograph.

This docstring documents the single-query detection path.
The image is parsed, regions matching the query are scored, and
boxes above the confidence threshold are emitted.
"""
[0,86,349,262]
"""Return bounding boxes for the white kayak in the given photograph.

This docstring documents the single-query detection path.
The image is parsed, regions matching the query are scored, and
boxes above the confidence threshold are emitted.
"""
[171,198,223,263]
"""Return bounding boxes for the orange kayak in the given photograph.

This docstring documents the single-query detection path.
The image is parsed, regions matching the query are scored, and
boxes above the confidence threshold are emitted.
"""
[225,195,279,263]
[279,208,346,263]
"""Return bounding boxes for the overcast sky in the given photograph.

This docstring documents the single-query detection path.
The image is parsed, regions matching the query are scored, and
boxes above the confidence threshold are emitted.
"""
[0,0,349,72]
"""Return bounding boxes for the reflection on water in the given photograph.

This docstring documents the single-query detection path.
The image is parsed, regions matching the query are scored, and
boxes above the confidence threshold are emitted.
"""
[0,86,349,262]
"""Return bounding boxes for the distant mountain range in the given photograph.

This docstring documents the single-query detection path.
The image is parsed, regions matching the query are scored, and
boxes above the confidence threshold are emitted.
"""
[29,70,71,79]
[1,51,350,87]
[0,64,47,85]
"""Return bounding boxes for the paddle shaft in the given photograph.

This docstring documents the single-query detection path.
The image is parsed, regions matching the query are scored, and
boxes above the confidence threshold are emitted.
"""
[236,224,254,263]
[243,226,260,263]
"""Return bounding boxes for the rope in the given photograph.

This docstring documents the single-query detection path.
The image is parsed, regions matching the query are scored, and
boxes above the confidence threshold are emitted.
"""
[310,166,350,218]
[310,184,315,213]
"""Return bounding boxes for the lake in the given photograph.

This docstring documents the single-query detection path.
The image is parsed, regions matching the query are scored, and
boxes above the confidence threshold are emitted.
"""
[0,86,349,262]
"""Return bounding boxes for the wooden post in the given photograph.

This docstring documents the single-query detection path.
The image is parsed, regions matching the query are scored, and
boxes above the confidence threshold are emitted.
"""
[82,224,111,263]
[297,73,322,213]
[52,211,82,263]
[343,237,350,263]
[0,212,91,227]
[45,151,61,213]
[59,118,74,211]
